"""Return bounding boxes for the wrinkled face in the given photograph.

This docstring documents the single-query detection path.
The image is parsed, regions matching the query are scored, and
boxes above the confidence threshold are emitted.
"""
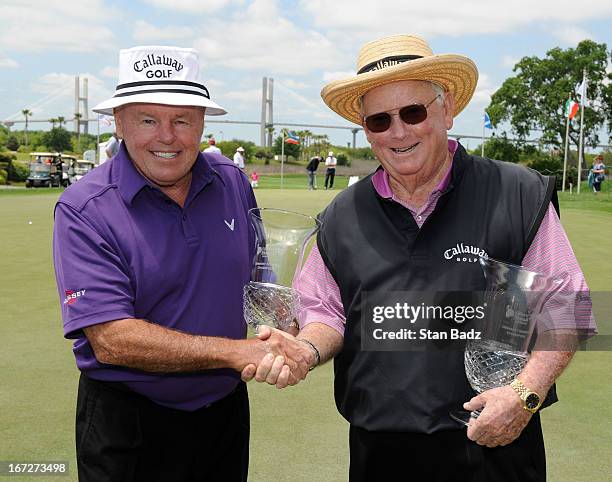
[362,80,454,180]
[114,103,205,187]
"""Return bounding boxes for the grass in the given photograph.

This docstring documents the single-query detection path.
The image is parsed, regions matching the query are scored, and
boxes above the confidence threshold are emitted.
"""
[254,173,350,190]
[0,184,610,481]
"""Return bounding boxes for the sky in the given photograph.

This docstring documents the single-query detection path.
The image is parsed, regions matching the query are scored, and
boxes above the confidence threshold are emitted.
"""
[1,0,612,149]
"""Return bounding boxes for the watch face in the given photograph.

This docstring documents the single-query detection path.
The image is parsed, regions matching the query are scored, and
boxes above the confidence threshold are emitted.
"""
[525,393,540,410]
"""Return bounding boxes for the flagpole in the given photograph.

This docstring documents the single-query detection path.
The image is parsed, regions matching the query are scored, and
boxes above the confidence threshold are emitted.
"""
[96,115,100,165]
[577,69,587,195]
[281,130,285,191]
[481,114,485,157]
[562,94,571,192]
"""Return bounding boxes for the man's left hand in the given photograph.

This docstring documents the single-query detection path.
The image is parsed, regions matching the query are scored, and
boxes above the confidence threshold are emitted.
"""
[464,386,532,447]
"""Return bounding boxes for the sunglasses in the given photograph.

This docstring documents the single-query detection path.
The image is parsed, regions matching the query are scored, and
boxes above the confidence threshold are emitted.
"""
[363,94,440,133]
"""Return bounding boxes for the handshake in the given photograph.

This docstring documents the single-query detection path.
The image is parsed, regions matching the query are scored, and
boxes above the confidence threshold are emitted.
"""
[236,325,318,389]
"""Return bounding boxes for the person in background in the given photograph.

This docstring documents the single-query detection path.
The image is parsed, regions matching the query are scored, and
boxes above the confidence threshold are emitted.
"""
[306,155,322,190]
[234,146,246,171]
[203,137,222,155]
[591,155,606,194]
[105,132,120,159]
[324,151,337,189]
[250,170,259,188]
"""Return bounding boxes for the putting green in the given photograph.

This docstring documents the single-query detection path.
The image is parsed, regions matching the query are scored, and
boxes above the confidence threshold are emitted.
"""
[0,187,609,481]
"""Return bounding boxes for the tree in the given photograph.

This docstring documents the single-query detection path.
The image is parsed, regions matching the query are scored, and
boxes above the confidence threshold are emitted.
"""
[475,134,521,163]
[6,135,19,151]
[21,109,32,147]
[310,133,331,157]
[43,127,72,152]
[487,40,612,159]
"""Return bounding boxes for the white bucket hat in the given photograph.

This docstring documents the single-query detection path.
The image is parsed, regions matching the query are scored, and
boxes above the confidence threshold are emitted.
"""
[93,46,227,116]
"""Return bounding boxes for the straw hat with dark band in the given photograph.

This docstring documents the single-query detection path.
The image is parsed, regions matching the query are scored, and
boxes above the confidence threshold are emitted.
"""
[321,35,478,125]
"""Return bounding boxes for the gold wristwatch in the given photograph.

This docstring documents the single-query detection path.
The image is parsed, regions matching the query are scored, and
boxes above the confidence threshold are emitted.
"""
[510,379,542,413]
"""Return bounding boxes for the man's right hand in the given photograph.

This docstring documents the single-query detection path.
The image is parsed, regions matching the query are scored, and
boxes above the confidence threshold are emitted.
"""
[239,326,314,389]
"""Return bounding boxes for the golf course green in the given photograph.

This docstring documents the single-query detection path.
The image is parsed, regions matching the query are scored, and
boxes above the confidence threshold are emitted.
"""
[0,183,610,481]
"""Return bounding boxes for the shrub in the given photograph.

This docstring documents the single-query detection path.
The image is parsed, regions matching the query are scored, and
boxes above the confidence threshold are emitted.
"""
[214,140,257,162]
[6,135,20,151]
[9,161,29,182]
[336,153,351,167]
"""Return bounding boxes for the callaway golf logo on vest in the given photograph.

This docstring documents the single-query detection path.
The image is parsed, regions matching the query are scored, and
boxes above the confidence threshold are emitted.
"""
[64,289,86,305]
[133,54,184,79]
[443,243,488,263]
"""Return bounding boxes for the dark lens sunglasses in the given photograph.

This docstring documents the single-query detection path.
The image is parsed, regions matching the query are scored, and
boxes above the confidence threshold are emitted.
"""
[363,94,440,133]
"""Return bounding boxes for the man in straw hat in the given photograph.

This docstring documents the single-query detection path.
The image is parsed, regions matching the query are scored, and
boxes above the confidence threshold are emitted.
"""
[243,34,593,481]
[52,45,313,481]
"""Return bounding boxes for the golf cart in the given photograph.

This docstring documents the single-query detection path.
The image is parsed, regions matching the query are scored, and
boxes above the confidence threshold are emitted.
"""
[70,160,95,183]
[25,152,76,188]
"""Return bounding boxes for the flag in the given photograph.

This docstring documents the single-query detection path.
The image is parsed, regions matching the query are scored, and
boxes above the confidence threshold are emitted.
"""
[98,114,112,127]
[483,111,492,129]
[564,99,579,120]
[576,78,588,107]
[285,131,300,145]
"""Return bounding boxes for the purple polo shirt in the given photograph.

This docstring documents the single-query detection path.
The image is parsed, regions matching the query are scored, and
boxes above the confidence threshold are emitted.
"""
[53,143,256,410]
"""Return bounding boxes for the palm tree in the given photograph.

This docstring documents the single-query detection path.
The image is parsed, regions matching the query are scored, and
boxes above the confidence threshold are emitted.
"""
[21,109,32,147]
[303,130,313,157]
[74,113,82,149]
[57,116,66,128]
[50,118,58,128]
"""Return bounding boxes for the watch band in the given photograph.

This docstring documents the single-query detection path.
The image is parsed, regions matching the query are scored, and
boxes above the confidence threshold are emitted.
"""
[510,379,530,398]
[510,379,542,413]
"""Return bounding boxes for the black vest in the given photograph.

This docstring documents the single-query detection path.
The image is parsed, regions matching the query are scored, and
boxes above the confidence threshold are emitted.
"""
[317,144,558,432]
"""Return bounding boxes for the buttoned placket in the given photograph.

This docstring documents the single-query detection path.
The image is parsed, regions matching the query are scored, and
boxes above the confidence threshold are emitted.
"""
[153,189,200,246]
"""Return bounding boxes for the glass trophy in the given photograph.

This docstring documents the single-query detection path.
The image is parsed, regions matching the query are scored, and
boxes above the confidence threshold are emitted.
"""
[450,257,566,426]
[243,208,320,332]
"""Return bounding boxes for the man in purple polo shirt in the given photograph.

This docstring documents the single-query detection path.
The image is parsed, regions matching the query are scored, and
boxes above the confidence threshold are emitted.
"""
[53,46,313,481]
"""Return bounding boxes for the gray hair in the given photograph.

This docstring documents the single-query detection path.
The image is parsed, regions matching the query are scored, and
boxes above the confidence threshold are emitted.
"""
[359,81,446,118]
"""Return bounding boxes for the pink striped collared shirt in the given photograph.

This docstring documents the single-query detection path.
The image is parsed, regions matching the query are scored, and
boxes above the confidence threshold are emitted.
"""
[294,140,594,336]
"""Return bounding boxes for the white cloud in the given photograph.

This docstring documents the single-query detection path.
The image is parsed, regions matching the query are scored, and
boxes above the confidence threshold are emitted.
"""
[27,72,113,118]
[280,79,309,90]
[470,73,498,108]
[132,20,194,43]
[218,88,261,105]
[0,0,115,53]
[100,66,119,78]
[206,78,226,88]
[0,54,18,68]
[323,71,354,82]
[551,26,593,45]
[501,56,520,68]
[142,0,234,13]
[193,0,345,75]
[299,0,612,39]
